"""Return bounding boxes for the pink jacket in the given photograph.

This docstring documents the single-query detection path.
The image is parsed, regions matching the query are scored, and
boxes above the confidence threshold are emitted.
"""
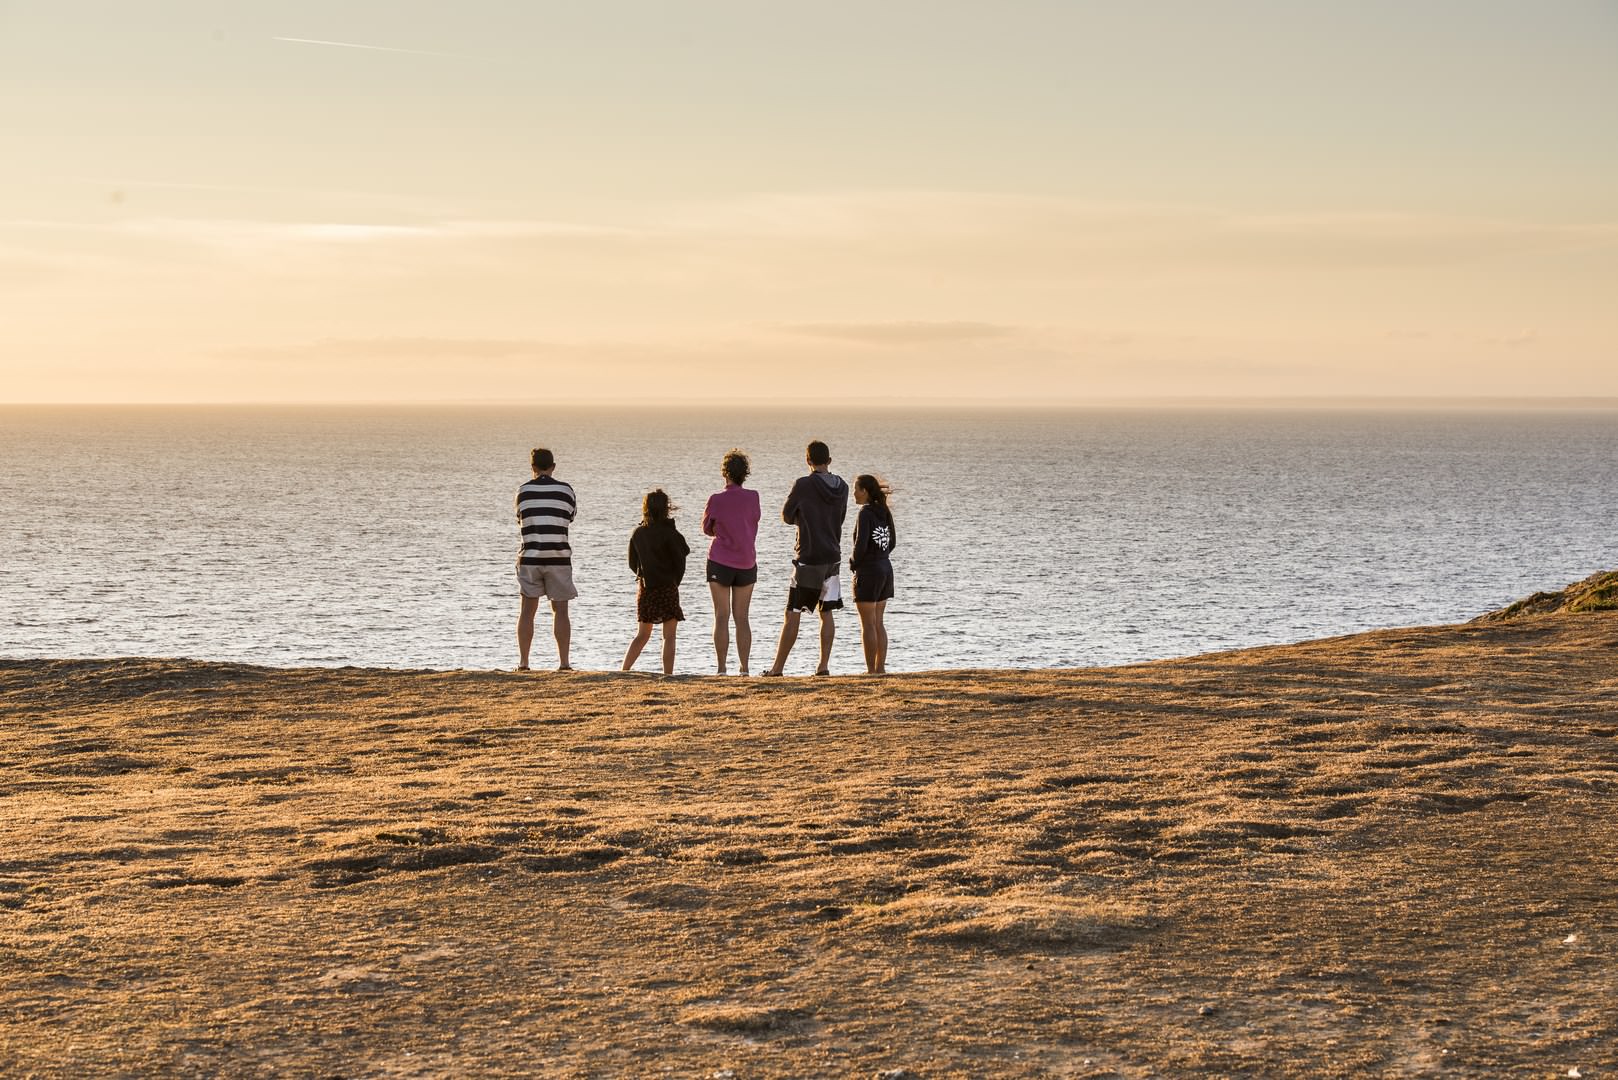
[702,485,761,570]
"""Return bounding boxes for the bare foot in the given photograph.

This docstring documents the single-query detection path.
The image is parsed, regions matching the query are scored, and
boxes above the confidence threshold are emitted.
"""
[814,668,831,677]
[516,665,530,672]
[557,665,573,672]
[760,669,783,678]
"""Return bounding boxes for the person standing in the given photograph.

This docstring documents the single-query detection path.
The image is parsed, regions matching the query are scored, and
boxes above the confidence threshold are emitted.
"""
[622,489,690,675]
[850,474,897,675]
[515,447,577,671]
[763,440,849,677]
[702,449,761,675]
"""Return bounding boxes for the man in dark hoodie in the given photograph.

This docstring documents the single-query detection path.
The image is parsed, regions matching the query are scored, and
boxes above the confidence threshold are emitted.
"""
[763,440,849,676]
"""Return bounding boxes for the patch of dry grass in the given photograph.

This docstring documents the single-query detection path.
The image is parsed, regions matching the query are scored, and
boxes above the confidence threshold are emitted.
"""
[2,610,1616,1076]
[858,891,1150,949]
[679,1004,813,1033]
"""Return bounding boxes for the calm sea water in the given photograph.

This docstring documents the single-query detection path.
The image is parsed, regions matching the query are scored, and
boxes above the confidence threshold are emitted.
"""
[2,406,1614,673]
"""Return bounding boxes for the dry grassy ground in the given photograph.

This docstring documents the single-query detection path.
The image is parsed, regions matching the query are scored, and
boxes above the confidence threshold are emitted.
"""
[3,612,1616,1078]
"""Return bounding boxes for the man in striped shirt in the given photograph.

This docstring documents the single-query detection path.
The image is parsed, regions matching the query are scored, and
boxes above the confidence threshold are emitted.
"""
[516,447,578,671]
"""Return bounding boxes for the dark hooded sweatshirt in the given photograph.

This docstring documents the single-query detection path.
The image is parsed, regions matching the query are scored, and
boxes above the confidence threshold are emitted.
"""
[627,520,690,587]
[781,471,849,565]
[850,504,897,569]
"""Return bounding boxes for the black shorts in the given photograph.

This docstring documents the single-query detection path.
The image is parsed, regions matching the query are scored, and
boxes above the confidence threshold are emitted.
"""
[706,559,758,588]
[852,563,895,603]
[787,586,843,613]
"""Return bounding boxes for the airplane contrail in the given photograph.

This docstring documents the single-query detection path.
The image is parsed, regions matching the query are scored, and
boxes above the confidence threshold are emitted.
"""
[272,35,457,57]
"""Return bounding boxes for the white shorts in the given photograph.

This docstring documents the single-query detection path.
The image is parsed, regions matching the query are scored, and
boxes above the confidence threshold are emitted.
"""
[517,563,578,601]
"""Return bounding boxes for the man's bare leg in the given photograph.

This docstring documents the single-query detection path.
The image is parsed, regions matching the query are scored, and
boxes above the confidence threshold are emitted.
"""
[764,609,802,676]
[733,583,754,675]
[816,609,835,675]
[552,600,572,671]
[709,581,731,674]
[517,594,540,670]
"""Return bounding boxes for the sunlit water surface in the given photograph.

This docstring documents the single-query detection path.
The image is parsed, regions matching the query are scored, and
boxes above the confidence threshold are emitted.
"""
[2,406,1614,673]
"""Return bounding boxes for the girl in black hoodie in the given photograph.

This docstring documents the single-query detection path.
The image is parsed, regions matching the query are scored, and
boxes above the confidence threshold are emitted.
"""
[850,474,897,674]
[623,489,690,674]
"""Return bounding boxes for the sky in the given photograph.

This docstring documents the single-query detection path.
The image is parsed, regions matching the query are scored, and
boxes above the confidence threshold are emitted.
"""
[2,0,1615,404]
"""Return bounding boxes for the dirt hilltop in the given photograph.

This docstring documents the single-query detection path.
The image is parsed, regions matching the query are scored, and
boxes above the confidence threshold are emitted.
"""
[3,599,1617,1078]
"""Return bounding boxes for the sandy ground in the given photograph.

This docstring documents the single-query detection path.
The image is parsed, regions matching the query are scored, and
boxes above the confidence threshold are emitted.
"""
[2,612,1616,1079]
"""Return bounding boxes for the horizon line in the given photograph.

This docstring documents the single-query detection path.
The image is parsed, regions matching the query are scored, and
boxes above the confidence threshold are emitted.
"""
[5,395,1618,410]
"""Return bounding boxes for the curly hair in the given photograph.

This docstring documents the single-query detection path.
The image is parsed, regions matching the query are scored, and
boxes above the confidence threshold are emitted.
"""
[721,449,750,485]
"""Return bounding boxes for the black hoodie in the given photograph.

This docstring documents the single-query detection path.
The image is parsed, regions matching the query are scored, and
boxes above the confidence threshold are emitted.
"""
[627,520,690,587]
[782,471,849,564]
[850,503,897,569]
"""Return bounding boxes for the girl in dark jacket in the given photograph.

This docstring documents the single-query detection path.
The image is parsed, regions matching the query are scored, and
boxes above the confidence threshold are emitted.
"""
[623,489,690,674]
[850,474,897,674]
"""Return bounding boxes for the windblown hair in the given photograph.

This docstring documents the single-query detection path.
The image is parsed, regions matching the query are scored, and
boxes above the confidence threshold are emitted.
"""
[641,488,676,526]
[722,449,750,485]
[855,474,893,528]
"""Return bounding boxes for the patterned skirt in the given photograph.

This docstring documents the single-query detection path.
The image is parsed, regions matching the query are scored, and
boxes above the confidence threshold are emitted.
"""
[636,582,685,625]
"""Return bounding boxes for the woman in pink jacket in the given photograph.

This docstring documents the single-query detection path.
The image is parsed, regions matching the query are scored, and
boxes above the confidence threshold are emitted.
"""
[702,449,762,675]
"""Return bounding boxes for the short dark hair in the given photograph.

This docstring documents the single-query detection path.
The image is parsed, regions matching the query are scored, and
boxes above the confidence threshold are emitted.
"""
[722,449,750,485]
[531,447,555,472]
[806,440,831,466]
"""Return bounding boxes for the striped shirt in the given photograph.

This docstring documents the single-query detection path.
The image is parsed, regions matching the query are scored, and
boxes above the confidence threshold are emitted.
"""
[516,476,577,566]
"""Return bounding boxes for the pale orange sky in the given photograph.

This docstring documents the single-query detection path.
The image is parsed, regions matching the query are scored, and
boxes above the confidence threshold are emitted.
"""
[3,2,1615,403]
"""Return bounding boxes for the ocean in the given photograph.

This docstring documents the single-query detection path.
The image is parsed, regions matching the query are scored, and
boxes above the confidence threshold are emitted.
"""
[2,406,1614,673]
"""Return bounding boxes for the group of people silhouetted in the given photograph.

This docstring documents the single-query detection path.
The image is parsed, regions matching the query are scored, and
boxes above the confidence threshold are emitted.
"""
[515,441,897,676]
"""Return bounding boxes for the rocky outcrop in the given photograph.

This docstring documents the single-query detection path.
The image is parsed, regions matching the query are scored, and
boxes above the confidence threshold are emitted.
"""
[1474,569,1618,622]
